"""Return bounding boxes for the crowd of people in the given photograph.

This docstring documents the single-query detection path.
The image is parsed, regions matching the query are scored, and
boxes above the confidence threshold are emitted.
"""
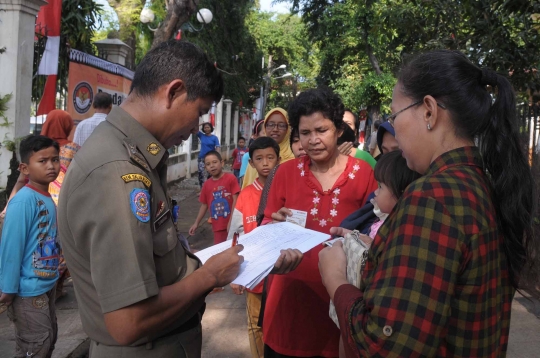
[0,39,538,358]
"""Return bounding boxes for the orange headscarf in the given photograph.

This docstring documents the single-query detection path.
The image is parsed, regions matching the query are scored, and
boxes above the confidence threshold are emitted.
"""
[41,109,74,146]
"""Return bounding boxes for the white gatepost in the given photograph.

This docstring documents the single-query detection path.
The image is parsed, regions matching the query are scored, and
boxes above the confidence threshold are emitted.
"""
[215,98,224,153]
[0,0,47,187]
[223,99,233,160]
[233,107,239,147]
[182,134,192,178]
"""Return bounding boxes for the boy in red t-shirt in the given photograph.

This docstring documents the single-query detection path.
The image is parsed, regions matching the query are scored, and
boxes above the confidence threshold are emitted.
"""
[232,137,248,182]
[226,137,280,358]
[189,151,240,244]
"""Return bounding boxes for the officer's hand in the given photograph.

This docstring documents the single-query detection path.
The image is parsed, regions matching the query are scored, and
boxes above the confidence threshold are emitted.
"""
[202,245,244,287]
[0,293,15,306]
[188,224,198,236]
[230,283,245,295]
[271,249,303,275]
[271,207,292,223]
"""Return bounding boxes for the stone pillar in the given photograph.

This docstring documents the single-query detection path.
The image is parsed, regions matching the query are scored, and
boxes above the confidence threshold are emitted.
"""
[94,38,132,67]
[215,98,224,153]
[182,134,192,179]
[233,107,239,147]
[223,99,233,160]
[0,0,47,187]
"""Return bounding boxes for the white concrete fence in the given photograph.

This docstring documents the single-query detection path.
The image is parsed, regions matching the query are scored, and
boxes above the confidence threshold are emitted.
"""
[166,98,255,183]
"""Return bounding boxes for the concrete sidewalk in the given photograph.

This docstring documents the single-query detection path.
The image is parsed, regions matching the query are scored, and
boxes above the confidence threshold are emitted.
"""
[1,175,540,357]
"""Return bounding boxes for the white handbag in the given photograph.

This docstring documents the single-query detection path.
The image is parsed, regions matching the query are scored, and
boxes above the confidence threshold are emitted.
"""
[329,230,370,327]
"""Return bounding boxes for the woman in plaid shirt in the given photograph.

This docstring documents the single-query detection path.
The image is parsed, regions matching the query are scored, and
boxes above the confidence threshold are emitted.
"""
[319,50,537,357]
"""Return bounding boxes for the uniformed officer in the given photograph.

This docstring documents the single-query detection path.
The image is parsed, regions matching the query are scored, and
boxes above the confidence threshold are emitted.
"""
[58,40,302,357]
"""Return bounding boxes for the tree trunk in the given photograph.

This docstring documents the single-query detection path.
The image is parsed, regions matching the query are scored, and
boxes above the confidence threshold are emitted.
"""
[108,0,146,69]
[367,104,381,123]
[151,0,197,48]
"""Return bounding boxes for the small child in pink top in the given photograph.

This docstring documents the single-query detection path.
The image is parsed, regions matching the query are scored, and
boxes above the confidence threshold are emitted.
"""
[369,150,422,238]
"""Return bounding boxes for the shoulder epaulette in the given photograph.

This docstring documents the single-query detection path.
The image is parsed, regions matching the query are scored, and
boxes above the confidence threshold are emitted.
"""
[123,138,150,172]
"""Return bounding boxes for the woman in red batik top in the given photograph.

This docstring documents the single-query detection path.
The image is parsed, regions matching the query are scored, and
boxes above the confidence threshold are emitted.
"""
[262,89,378,357]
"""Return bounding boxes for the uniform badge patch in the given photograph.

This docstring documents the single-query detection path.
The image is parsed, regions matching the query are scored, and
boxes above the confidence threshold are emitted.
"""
[130,188,151,222]
[147,142,161,156]
[121,174,152,188]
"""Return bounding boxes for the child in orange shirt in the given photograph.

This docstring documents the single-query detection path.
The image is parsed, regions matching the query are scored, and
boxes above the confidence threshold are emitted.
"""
[227,137,280,358]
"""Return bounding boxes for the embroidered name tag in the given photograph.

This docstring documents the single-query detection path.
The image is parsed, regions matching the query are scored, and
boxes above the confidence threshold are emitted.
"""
[153,209,171,232]
[121,173,152,188]
[130,188,151,223]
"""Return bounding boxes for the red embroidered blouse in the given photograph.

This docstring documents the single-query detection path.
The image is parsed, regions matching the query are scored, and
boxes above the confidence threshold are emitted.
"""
[263,155,377,357]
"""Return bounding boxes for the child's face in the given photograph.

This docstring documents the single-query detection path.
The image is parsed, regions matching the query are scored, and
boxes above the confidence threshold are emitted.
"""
[291,136,306,158]
[374,183,398,214]
[238,139,246,148]
[20,146,60,185]
[204,154,224,178]
[249,147,279,178]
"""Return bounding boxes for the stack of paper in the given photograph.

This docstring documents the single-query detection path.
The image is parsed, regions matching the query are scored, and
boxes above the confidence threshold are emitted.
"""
[194,222,330,289]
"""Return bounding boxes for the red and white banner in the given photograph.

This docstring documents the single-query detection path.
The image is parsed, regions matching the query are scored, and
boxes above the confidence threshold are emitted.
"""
[35,0,63,115]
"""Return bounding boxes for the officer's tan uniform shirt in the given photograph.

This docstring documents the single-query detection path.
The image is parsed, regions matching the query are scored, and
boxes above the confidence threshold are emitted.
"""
[58,106,202,346]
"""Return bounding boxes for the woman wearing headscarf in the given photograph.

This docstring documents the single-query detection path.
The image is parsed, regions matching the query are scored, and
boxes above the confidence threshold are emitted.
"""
[241,108,294,189]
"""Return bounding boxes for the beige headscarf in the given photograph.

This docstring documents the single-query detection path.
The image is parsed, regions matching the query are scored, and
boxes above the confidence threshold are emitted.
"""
[241,108,295,189]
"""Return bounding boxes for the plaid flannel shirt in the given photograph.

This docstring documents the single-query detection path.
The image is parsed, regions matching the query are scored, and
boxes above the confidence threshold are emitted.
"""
[334,146,514,357]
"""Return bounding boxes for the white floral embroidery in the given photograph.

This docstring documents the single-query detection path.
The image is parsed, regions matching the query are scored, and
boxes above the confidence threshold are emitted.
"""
[348,173,355,179]
[313,197,321,204]
[300,170,305,177]
[332,197,340,205]
[353,164,360,171]
[333,188,341,195]
[298,163,303,169]
[320,219,327,227]
[310,208,318,215]
[330,209,338,217]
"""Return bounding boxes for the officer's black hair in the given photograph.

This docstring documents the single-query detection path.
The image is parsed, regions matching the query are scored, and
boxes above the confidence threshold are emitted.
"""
[249,137,279,159]
[204,150,222,162]
[130,40,223,102]
[93,92,113,109]
[20,135,59,164]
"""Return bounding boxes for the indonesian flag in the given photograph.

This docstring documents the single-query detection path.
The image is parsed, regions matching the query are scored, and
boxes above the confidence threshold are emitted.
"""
[36,0,62,115]
[209,102,216,127]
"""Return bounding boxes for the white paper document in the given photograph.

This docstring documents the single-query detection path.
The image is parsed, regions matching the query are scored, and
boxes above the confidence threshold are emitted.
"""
[194,222,330,289]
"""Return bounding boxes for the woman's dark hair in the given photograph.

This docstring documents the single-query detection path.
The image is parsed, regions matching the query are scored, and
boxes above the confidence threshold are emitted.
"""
[344,109,360,142]
[374,151,421,200]
[289,126,300,148]
[287,88,345,131]
[399,49,537,290]
[130,40,223,102]
[202,122,214,133]
[337,123,357,146]
[249,137,280,158]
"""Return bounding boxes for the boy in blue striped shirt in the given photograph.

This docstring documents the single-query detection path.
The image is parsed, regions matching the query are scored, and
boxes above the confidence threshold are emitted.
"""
[0,135,61,358]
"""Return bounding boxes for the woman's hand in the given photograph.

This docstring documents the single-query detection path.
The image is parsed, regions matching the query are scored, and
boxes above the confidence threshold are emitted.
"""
[338,142,354,156]
[271,207,292,223]
[329,226,352,238]
[319,240,348,300]
[230,283,245,295]
[271,249,303,274]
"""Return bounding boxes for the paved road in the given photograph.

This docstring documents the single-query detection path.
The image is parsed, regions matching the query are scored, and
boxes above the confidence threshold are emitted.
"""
[1,174,540,357]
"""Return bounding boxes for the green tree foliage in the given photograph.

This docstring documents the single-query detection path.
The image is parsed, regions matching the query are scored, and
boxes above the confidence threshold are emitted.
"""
[246,10,319,110]
[285,0,540,114]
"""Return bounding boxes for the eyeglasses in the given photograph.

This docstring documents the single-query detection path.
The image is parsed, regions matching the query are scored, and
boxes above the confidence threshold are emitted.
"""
[265,122,288,130]
[388,100,447,127]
